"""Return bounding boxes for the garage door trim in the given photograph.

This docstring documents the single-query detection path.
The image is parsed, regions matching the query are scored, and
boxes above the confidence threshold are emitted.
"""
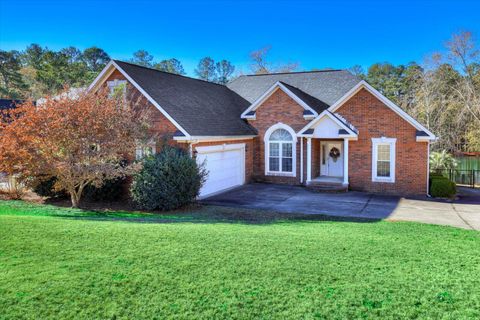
[195,143,246,155]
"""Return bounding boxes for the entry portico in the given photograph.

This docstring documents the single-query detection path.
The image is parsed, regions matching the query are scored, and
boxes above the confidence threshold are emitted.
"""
[299,110,358,188]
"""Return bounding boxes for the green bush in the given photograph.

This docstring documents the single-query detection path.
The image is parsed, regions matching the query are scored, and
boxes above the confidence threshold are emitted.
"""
[130,145,207,210]
[430,177,456,198]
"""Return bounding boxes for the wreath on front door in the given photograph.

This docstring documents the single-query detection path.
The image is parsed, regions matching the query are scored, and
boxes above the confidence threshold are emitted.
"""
[329,147,341,162]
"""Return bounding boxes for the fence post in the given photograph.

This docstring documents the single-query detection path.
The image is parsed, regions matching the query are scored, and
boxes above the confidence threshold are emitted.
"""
[472,170,475,189]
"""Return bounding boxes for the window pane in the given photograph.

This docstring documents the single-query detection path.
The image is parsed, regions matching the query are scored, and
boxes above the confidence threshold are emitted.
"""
[269,129,293,141]
[282,158,293,172]
[269,143,279,156]
[377,161,390,177]
[282,143,292,157]
[269,157,279,171]
[377,144,390,161]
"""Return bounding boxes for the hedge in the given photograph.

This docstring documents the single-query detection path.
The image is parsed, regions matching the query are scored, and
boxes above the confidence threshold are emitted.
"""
[430,175,456,198]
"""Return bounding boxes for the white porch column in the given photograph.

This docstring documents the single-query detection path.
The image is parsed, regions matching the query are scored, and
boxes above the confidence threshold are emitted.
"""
[300,137,304,183]
[343,138,349,185]
[307,137,312,183]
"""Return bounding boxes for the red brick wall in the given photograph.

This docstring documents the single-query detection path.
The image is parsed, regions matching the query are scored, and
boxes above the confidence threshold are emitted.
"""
[104,70,187,197]
[104,68,254,183]
[248,88,311,184]
[337,88,428,195]
[105,70,179,151]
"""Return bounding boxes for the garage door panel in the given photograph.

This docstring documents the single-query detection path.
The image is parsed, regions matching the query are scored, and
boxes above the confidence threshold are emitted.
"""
[197,147,245,198]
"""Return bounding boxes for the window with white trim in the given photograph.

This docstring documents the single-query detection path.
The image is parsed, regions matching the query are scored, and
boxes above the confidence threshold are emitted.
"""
[135,143,156,160]
[372,138,396,183]
[107,79,127,98]
[268,129,293,174]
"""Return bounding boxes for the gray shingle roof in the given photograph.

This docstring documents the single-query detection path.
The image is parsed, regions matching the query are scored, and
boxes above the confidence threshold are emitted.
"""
[114,60,256,136]
[227,70,361,110]
[280,82,330,113]
[113,61,361,137]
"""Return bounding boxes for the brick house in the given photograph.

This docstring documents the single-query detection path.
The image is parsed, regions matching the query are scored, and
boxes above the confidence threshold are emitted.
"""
[89,60,436,198]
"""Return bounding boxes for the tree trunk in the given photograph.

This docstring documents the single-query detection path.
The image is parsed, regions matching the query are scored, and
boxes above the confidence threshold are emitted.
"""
[70,192,80,208]
[70,185,85,208]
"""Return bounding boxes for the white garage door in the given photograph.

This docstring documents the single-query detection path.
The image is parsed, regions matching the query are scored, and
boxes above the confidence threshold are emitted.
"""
[196,143,245,198]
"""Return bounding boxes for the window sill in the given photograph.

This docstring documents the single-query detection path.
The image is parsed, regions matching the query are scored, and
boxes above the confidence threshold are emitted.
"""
[266,172,296,177]
[372,178,395,183]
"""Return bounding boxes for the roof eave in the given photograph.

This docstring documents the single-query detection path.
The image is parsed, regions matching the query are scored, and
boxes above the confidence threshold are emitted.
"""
[173,135,257,142]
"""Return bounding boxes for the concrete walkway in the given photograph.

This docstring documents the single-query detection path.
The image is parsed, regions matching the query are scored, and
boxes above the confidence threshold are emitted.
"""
[202,183,480,230]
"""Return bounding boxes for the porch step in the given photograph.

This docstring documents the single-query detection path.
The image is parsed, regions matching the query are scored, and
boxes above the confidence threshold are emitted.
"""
[306,182,348,193]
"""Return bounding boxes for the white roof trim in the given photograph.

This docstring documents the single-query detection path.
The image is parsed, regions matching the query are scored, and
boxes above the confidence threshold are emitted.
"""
[327,80,436,140]
[174,135,257,142]
[240,81,318,118]
[88,60,191,138]
[87,61,116,92]
[297,110,358,137]
[416,136,432,142]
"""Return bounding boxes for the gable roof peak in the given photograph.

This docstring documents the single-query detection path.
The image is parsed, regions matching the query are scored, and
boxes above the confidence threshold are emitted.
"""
[91,59,256,137]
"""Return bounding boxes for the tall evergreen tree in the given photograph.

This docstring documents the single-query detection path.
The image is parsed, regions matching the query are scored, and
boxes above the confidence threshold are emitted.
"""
[61,46,83,64]
[215,60,235,84]
[194,57,216,81]
[366,63,406,103]
[130,50,154,67]
[21,44,45,68]
[82,47,110,73]
[0,50,28,98]
[154,58,186,75]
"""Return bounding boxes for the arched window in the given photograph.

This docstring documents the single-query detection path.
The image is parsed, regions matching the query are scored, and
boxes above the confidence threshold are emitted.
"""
[266,127,295,174]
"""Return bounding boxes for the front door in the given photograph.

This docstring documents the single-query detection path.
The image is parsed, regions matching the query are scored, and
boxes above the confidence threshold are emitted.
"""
[320,142,343,177]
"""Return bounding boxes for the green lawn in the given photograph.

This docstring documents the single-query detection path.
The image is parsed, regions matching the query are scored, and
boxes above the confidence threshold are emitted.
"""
[1,201,479,319]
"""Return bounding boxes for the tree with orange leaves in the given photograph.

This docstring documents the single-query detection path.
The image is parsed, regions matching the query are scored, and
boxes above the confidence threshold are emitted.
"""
[0,87,149,207]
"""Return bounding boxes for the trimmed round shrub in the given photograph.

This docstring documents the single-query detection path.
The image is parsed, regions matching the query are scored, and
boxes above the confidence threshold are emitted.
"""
[430,178,456,198]
[130,145,207,210]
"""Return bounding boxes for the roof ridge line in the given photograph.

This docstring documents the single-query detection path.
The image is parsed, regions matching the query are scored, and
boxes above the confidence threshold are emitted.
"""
[241,69,345,77]
[113,60,227,87]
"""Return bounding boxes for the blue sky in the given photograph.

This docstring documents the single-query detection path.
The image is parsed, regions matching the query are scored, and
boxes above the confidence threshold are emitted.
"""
[1,0,479,76]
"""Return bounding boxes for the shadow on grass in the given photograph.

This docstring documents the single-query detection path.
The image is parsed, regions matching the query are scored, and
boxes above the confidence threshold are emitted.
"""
[40,198,381,225]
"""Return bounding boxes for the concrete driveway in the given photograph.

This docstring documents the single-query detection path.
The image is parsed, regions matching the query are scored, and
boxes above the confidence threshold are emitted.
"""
[202,183,480,230]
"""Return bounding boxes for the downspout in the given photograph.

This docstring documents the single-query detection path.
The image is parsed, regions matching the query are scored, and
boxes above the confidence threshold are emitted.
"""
[189,140,199,158]
[427,141,431,196]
